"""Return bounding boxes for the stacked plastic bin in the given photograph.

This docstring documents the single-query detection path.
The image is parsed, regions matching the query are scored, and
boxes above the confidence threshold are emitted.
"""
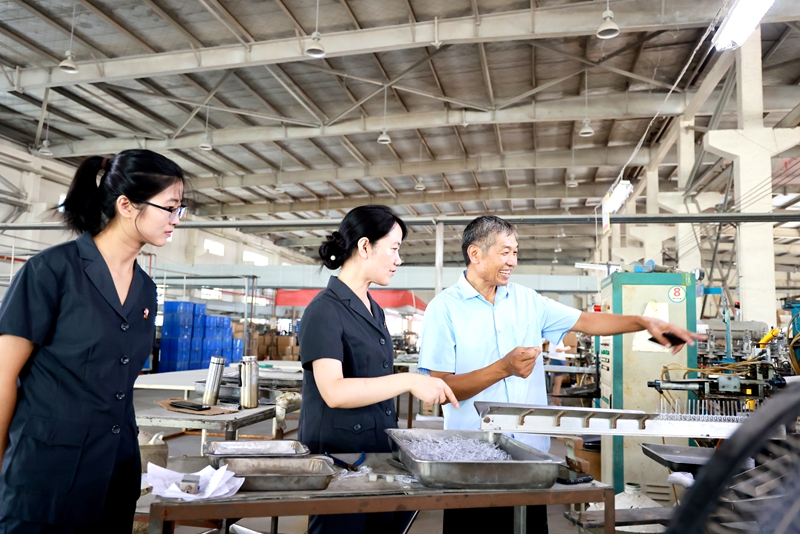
[160,302,244,371]
[160,301,193,372]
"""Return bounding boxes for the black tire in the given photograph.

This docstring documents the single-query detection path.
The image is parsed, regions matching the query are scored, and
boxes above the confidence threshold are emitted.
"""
[666,384,800,534]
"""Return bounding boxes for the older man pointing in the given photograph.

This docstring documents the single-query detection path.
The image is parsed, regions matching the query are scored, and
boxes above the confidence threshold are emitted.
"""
[418,215,703,534]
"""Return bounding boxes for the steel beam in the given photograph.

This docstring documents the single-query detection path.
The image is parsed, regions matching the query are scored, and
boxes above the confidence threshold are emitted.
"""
[6,0,800,92]
[45,86,800,157]
[188,145,714,191]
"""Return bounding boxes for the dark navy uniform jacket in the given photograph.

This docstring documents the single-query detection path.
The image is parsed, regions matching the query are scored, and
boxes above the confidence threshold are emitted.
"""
[298,276,397,455]
[0,232,156,525]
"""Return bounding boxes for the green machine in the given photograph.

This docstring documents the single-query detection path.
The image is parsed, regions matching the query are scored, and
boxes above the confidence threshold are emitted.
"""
[598,272,698,504]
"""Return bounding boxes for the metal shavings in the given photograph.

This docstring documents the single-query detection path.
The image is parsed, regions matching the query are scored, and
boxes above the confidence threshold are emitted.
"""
[401,436,512,462]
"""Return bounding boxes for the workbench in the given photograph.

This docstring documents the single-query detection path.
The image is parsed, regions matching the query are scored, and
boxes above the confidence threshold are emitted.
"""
[135,404,283,442]
[144,453,615,534]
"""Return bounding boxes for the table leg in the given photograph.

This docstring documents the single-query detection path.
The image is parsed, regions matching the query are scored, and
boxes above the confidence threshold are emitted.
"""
[406,392,413,429]
[226,425,237,441]
[603,487,615,534]
[271,516,279,534]
[513,505,526,534]
[148,505,172,534]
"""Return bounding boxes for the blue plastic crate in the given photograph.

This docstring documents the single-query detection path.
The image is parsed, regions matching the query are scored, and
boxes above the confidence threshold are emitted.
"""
[163,312,193,327]
[193,315,206,328]
[223,338,233,351]
[190,338,204,370]
[163,301,193,314]
[204,326,221,339]
[222,327,233,339]
[222,347,232,361]
[220,316,231,329]
[193,303,207,315]
[161,324,192,339]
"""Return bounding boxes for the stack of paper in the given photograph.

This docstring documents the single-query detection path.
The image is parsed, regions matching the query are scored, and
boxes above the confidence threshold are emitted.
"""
[144,463,244,501]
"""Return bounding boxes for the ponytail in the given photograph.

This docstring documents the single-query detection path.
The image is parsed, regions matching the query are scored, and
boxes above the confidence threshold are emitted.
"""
[317,205,407,270]
[60,156,105,234]
[59,150,184,236]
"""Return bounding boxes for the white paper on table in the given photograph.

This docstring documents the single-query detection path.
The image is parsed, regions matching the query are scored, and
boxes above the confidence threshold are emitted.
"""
[631,299,671,353]
[143,463,245,501]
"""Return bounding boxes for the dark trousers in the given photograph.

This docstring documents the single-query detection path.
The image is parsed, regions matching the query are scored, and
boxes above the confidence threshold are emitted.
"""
[308,511,416,534]
[443,504,549,534]
[0,431,140,534]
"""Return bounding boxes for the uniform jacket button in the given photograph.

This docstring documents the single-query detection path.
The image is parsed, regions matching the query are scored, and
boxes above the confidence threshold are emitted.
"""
[111,425,120,434]
[386,408,392,416]
[120,356,130,364]
[382,361,389,369]
[379,338,385,345]
[120,323,130,331]
[353,423,362,431]
[116,392,125,400]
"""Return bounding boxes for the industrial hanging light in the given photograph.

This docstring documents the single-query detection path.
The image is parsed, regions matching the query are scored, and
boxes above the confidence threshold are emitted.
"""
[558,227,566,238]
[377,86,391,144]
[712,0,775,51]
[59,4,79,73]
[414,181,426,191]
[552,255,559,264]
[578,73,594,137]
[596,1,620,40]
[38,113,53,156]
[305,0,326,58]
[198,107,213,150]
[274,150,285,193]
[38,139,53,157]
[566,172,579,188]
[555,243,562,254]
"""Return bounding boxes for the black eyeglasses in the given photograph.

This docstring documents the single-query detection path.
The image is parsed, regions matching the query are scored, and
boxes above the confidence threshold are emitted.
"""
[140,201,187,220]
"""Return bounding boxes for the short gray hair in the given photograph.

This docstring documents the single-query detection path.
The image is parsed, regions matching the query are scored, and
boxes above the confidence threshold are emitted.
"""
[461,216,517,266]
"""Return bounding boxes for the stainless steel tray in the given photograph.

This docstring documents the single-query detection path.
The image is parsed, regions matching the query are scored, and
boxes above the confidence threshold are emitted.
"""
[204,440,309,467]
[385,429,563,489]
[221,457,335,491]
[641,443,715,475]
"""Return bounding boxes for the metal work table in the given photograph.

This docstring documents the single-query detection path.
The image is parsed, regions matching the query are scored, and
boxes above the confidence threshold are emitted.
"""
[145,453,615,534]
[135,404,282,441]
[134,365,304,400]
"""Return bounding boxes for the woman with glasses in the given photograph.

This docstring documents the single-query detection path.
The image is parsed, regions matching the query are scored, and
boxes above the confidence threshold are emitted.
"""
[0,149,185,534]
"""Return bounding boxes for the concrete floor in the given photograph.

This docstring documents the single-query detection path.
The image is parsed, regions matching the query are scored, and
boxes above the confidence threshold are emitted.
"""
[134,388,585,534]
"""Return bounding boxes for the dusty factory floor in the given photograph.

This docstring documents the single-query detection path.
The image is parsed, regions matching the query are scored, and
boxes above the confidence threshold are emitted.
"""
[134,388,583,534]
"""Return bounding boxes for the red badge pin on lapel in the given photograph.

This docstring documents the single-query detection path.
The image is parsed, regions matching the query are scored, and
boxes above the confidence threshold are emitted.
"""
[143,308,150,319]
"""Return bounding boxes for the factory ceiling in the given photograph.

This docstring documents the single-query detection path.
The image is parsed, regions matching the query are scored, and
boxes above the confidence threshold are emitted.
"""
[1,0,800,267]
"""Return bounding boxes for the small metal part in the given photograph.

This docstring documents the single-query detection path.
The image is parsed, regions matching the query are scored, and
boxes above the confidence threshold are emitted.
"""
[179,474,200,494]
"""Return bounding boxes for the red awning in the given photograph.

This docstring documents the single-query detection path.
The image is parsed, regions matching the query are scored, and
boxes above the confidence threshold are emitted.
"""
[275,288,426,312]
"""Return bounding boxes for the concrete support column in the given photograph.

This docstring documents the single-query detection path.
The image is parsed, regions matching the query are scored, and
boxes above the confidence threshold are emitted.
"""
[704,27,800,325]
[434,222,444,295]
[673,114,704,273]
[645,169,659,215]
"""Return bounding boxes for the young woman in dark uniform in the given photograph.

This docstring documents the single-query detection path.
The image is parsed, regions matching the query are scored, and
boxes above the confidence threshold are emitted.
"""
[0,149,185,534]
[299,205,458,534]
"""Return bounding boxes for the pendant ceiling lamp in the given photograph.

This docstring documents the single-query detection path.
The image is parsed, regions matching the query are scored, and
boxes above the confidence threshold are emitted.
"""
[377,86,391,144]
[198,107,213,150]
[305,0,326,58]
[578,73,594,138]
[59,4,79,73]
[596,0,620,40]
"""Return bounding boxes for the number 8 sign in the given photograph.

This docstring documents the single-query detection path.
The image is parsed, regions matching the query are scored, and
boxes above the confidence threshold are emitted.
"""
[668,286,686,303]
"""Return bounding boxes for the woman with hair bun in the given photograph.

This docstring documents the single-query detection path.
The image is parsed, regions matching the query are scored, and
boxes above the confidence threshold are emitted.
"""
[0,149,185,533]
[299,205,458,534]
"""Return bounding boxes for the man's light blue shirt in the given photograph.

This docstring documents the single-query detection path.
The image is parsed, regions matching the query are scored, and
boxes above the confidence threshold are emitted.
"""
[418,272,581,452]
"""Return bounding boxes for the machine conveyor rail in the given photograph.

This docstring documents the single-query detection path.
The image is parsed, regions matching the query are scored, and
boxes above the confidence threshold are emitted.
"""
[475,402,746,439]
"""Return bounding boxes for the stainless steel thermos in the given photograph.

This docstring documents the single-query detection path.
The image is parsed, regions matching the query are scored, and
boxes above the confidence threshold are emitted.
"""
[202,356,226,406]
[239,356,259,409]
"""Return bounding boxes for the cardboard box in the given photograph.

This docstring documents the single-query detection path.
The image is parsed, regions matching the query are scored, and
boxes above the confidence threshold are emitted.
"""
[276,336,296,352]
[232,323,245,334]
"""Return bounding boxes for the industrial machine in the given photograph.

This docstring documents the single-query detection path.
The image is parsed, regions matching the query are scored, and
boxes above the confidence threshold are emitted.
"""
[597,272,699,502]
